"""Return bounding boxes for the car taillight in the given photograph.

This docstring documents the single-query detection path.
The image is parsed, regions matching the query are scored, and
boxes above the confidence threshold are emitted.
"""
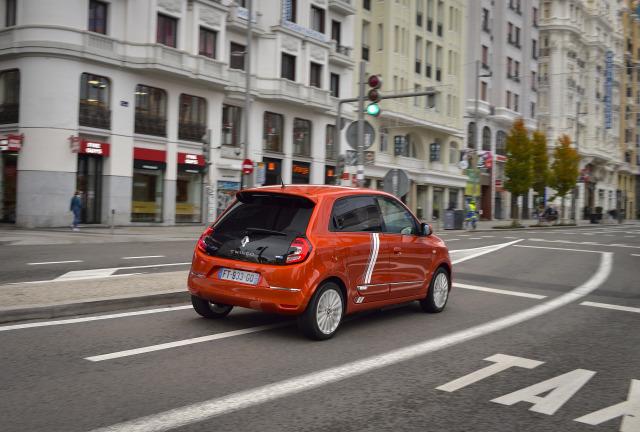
[197,226,214,253]
[286,237,312,264]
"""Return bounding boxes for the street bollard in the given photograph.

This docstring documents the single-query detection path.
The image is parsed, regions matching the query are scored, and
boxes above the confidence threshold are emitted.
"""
[110,209,115,235]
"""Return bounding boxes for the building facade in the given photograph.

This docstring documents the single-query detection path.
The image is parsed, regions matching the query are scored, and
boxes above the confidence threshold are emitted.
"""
[620,0,639,219]
[0,0,355,227]
[351,0,467,222]
[538,0,626,220]
[464,0,540,220]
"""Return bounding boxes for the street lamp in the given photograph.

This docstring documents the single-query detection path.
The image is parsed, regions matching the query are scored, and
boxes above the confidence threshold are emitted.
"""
[472,60,492,217]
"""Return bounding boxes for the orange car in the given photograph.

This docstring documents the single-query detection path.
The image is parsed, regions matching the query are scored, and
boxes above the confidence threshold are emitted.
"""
[188,185,452,340]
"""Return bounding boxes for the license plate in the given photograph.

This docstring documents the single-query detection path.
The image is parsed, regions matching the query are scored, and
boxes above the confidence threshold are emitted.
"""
[217,268,260,285]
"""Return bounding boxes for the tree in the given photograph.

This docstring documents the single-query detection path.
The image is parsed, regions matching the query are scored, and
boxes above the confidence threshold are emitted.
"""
[549,135,580,224]
[530,131,549,202]
[504,119,532,226]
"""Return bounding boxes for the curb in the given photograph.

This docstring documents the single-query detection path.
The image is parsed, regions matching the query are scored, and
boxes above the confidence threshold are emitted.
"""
[437,222,638,233]
[0,291,190,324]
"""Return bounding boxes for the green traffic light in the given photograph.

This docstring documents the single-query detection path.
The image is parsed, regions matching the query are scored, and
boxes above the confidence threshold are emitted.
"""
[366,103,380,116]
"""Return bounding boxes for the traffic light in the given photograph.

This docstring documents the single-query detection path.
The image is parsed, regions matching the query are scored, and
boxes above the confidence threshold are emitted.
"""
[366,74,382,117]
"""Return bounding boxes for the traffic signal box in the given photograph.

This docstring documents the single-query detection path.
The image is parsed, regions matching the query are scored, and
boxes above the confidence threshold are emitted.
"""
[366,75,382,117]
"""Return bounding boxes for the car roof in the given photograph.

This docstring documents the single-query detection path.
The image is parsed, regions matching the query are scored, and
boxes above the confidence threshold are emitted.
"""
[242,185,396,201]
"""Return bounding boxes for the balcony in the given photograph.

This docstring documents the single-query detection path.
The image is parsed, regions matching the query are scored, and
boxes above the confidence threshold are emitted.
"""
[328,0,356,15]
[79,102,110,130]
[280,19,329,43]
[178,122,207,142]
[329,41,353,66]
[0,103,19,124]
[135,113,167,137]
[256,77,332,110]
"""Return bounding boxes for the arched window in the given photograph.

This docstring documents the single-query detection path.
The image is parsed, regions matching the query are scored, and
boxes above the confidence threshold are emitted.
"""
[135,84,167,137]
[467,122,476,149]
[496,130,507,155]
[482,126,491,151]
[80,73,111,129]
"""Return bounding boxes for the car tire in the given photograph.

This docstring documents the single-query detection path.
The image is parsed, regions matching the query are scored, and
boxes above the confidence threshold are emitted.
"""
[297,282,344,341]
[191,295,233,319]
[420,267,450,313]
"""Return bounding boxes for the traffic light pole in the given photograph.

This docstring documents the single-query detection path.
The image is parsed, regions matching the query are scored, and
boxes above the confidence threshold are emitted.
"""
[356,61,366,187]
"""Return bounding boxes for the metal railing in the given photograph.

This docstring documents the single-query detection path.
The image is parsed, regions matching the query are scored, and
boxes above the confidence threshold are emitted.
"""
[79,102,110,129]
[178,122,207,142]
[135,112,166,137]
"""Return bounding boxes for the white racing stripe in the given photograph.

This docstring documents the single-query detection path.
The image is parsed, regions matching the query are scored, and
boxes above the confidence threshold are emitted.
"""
[0,305,192,332]
[580,301,640,314]
[85,323,287,362]
[453,283,546,299]
[363,233,379,285]
[87,251,613,432]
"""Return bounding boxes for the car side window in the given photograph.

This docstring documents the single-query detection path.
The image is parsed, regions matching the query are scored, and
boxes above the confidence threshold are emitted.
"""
[331,196,383,232]
[377,197,418,235]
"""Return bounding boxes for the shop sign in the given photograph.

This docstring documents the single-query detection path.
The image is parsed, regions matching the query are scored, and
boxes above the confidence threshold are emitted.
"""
[178,153,205,166]
[292,163,310,176]
[80,140,110,157]
[216,181,240,217]
[255,162,266,185]
[0,134,23,151]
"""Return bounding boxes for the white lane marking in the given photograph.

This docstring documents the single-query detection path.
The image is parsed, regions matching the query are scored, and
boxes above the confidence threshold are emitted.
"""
[632,254,640,257]
[468,237,483,240]
[87,252,612,432]
[444,238,460,242]
[85,323,287,362]
[514,245,604,254]
[574,379,640,431]
[526,239,640,249]
[580,301,640,314]
[0,306,192,332]
[625,236,635,238]
[450,240,522,265]
[504,236,517,239]
[458,234,470,237]
[453,283,546,299]
[27,260,83,265]
[481,236,495,238]
[122,255,166,260]
[14,262,191,284]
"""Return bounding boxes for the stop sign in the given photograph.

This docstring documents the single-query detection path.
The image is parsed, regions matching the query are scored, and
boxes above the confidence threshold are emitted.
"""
[242,159,254,175]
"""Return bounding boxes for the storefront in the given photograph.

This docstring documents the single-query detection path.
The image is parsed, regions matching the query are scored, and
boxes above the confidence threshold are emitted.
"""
[132,147,165,222]
[176,152,204,223]
[292,161,310,184]
[263,157,282,186]
[75,139,109,224]
[324,165,336,185]
[0,134,22,223]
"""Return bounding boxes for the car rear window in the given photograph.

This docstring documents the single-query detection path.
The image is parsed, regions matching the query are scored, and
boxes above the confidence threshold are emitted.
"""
[215,193,314,235]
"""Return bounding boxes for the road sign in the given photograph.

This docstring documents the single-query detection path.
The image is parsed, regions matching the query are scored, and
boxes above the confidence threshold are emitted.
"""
[346,121,375,150]
[382,169,410,197]
[255,162,266,185]
[242,159,254,175]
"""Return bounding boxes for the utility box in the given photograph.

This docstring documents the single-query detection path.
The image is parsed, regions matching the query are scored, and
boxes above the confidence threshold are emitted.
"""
[443,210,455,230]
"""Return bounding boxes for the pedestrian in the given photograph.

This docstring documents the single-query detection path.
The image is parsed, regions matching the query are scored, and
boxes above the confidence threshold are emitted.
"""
[465,200,477,230]
[70,191,82,231]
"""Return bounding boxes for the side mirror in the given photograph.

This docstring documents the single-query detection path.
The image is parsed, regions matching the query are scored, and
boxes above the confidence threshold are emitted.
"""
[421,222,432,237]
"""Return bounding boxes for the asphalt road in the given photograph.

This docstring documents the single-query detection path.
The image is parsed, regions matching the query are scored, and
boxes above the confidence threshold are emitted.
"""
[1,225,639,432]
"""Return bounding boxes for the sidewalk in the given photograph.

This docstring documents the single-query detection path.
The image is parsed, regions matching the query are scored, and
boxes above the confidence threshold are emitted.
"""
[430,217,639,233]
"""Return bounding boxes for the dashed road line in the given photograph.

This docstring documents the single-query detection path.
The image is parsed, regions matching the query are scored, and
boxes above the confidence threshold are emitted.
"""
[27,260,83,265]
[468,237,483,240]
[122,255,166,260]
[453,283,546,299]
[87,251,612,432]
[526,239,640,249]
[514,245,604,254]
[580,301,640,314]
[0,305,192,332]
[85,323,288,362]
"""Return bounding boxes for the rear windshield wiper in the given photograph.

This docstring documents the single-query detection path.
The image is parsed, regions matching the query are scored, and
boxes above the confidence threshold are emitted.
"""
[244,227,288,236]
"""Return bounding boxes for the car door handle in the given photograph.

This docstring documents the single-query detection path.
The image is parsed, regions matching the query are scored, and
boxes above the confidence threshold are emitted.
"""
[393,247,402,255]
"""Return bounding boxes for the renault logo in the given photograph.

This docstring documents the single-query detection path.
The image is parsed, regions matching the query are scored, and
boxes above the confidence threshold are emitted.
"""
[240,236,250,248]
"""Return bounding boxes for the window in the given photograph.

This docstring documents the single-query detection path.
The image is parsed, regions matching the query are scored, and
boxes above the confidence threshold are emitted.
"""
[331,20,341,44]
[310,5,325,33]
[199,27,217,59]
[377,23,383,50]
[531,71,537,91]
[506,91,511,109]
[134,85,167,137]
[430,141,441,162]
[376,197,417,235]
[467,122,476,148]
[363,0,371,11]
[530,102,536,118]
[263,112,284,152]
[425,42,432,78]
[532,7,538,27]
[221,105,242,147]
[415,37,422,73]
[513,94,519,112]
[449,141,459,165]
[394,25,399,53]
[480,81,488,101]
[157,14,177,48]
[293,118,311,156]
[330,73,340,98]
[283,0,296,22]
[482,45,489,68]
[330,196,382,232]
[79,73,111,130]
[229,42,245,70]
[362,21,370,60]
[326,125,336,160]
[482,8,490,33]
[5,0,16,27]
[88,1,108,34]
[281,53,296,81]
[496,131,507,155]
[0,69,19,124]
[532,39,538,59]
[309,62,322,88]
[380,129,388,153]
[482,126,491,151]
[178,94,207,142]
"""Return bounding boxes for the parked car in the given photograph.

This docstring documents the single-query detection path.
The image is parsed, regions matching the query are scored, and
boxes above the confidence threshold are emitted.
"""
[188,185,452,340]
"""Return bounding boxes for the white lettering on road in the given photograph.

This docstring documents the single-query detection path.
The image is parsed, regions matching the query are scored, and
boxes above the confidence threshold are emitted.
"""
[436,354,543,392]
[453,283,546,299]
[87,251,612,432]
[491,369,596,415]
[574,379,640,432]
